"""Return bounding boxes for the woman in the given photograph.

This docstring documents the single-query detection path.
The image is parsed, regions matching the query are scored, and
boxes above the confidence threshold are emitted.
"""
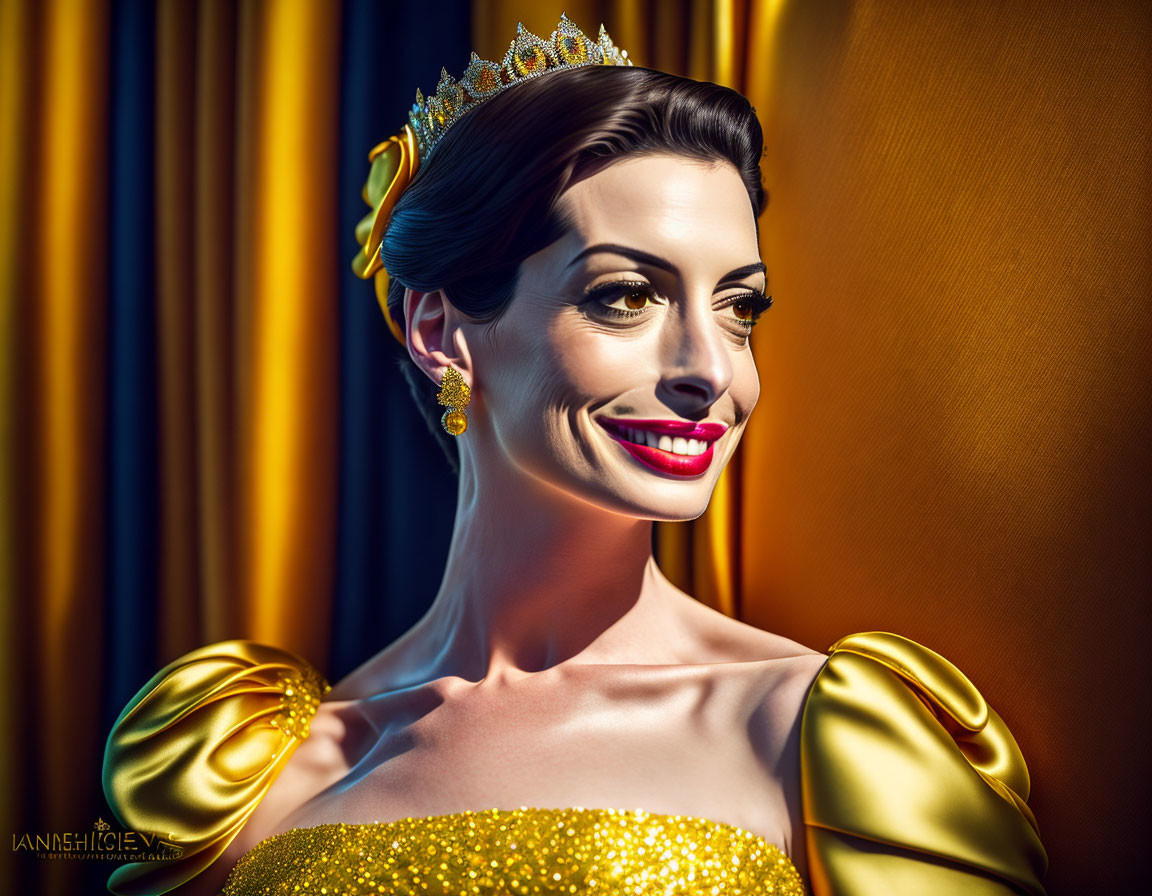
[102,17,1047,896]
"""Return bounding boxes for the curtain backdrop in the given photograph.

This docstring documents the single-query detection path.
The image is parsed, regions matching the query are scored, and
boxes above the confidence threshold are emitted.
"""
[3,2,467,892]
[2,1,1147,894]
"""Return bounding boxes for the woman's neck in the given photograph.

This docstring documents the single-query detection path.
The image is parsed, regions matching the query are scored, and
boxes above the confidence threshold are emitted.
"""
[400,449,693,684]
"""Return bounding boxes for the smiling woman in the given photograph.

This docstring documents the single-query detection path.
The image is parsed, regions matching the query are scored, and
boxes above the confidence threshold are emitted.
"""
[401,151,769,521]
[99,16,1047,896]
[376,56,766,484]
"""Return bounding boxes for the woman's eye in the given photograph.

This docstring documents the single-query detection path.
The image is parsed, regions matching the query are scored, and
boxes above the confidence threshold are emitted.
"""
[731,299,755,321]
[581,282,770,332]
[719,291,773,331]
[582,280,661,318]
[610,289,656,311]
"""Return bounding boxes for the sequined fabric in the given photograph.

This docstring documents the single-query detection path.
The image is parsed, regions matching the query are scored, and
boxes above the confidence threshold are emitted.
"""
[269,666,327,740]
[221,806,805,896]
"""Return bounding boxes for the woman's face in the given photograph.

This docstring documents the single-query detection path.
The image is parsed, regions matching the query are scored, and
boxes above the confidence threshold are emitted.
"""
[465,153,767,522]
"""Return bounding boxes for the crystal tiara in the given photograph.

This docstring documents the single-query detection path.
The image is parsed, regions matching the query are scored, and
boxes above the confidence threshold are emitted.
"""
[408,14,633,161]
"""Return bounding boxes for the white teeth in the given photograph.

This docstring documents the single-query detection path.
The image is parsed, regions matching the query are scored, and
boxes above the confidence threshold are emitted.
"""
[615,425,710,456]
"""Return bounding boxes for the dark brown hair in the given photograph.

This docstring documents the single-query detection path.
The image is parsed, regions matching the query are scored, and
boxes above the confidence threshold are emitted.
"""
[380,65,766,471]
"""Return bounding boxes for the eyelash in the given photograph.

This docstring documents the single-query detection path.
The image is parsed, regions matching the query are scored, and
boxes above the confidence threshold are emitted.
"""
[583,280,774,329]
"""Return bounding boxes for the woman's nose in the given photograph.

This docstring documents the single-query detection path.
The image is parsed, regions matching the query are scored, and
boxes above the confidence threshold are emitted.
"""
[656,300,733,411]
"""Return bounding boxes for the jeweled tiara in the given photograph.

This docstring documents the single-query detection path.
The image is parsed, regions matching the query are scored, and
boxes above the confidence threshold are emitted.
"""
[409,14,632,161]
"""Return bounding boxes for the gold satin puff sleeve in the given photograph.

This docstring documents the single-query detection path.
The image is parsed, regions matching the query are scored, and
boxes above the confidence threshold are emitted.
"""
[800,632,1048,896]
[101,641,330,896]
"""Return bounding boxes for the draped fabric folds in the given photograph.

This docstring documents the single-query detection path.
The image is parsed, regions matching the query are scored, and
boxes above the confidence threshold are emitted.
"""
[3,3,110,895]
[102,641,329,896]
[801,633,1047,895]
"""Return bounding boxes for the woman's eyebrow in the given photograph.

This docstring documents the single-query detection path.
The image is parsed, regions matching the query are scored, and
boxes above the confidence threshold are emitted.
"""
[717,262,767,284]
[565,243,765,284]
[565,243,675,273]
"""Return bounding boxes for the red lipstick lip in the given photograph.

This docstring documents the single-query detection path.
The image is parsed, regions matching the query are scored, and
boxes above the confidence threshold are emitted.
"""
[596,417,729,442]
[594,417,726,477]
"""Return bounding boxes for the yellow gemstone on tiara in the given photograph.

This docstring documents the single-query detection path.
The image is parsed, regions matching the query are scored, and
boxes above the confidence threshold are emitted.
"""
[515,46,546,75]
[504,23,556,79]
[461,53,504,99]
[475,66,498,93]
[558,35,588,65]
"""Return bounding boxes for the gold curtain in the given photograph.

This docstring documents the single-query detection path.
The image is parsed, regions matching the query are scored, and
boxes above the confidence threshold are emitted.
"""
[2,1,342,891]
[2,5,110,895]
[150,0,344,660]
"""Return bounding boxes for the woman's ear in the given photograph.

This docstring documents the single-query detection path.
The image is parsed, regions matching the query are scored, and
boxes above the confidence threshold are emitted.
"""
[405,287,475,388]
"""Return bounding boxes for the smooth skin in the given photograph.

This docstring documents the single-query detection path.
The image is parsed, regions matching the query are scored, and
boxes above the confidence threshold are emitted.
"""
[180,154,826,895]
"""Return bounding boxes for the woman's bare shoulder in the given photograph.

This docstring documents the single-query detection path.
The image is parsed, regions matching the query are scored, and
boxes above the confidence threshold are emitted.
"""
[249,699,376,836]
[672,598,828,749]
[713,620,826,719]
[670,607,826,874]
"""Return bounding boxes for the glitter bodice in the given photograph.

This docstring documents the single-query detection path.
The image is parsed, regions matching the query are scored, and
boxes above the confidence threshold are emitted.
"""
[220,806,805,896]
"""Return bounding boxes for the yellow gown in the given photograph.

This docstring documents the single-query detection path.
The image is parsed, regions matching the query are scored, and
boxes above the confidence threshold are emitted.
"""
[101,634,1047,895]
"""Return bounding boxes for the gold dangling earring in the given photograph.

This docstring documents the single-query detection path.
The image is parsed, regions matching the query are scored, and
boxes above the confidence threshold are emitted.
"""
[437,367,471,436]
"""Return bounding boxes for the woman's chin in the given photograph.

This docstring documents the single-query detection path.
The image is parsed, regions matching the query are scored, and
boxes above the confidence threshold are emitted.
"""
[497,437,726,521]
[578,469,721,522]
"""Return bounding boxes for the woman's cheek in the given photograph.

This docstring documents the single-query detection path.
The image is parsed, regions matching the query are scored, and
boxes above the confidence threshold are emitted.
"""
[553,327,660,397]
